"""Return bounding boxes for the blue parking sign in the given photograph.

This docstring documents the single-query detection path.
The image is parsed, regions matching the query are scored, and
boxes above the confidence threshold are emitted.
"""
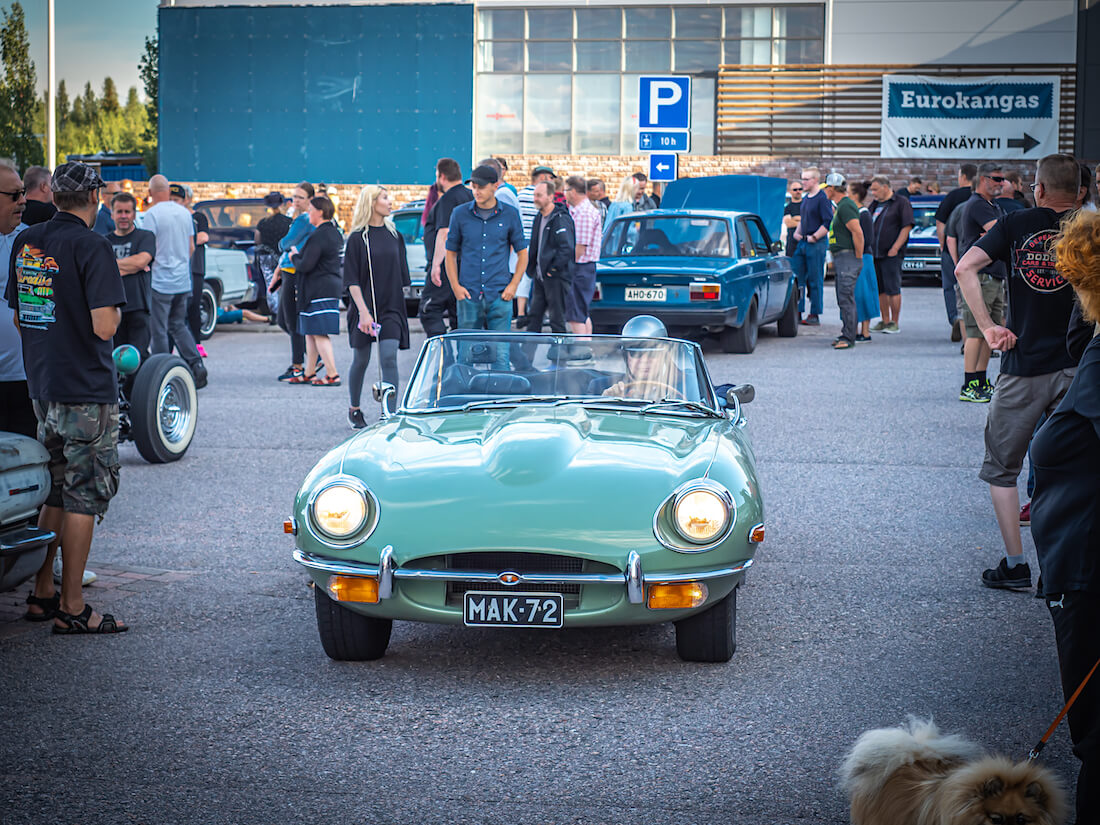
[649,153,677,183]
[638,76,691,130]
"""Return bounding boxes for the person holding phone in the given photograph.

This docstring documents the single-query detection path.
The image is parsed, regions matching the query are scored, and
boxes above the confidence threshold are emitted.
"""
[342,185,410,427]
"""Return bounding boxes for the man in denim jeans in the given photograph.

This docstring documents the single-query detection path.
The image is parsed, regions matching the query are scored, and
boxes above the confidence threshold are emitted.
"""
[790,166,834,325]
[445,164,528,367]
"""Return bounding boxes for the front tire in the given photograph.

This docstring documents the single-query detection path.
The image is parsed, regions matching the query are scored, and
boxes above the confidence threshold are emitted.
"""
[675,588,736,663]
[198,281,218,340]
[130,354,197,463]
[776,284,799,338]
[721,299,758,354]
[314,585,392,661]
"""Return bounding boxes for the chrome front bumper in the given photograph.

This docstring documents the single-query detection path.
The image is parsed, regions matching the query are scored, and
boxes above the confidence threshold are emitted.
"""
[293,546,753,605]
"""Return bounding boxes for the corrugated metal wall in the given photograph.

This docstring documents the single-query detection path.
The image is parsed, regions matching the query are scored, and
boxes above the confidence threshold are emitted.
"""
[158,4,474,182]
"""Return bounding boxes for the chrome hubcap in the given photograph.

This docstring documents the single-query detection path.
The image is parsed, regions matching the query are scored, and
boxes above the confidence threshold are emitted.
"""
[158,375,193,444]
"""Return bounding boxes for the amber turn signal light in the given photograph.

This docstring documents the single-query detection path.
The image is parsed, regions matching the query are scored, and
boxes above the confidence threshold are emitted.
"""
[283,519,297,535]
[647,582,708,609]
[748,523,765,543]
[326,575,380,604]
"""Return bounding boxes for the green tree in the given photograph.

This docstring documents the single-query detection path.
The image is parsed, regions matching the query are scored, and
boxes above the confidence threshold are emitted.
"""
[101,76,119,113]
[138,36,157,142]
[0,2,43,169]
[82,81,97,122]
[56,79,69,125]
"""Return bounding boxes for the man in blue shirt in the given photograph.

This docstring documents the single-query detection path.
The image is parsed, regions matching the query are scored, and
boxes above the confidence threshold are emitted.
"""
[790,166,835,325]
[445,163,528,340]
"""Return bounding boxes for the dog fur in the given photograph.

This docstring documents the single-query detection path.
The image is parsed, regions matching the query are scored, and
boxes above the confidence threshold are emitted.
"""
[840,717,1067,825]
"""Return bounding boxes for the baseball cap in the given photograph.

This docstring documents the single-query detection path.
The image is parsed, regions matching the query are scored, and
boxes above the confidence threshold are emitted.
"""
[51,162,104,193]
[169,183,187,199]
[263,191,286,207]
[532,165,554,177]
[825,172,846,188]
[470,164,500,185]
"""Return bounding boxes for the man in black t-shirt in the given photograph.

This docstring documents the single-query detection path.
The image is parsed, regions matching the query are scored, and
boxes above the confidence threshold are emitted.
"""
[783,181,803,257]
[955,153,1081,593]
[21,165,58,226]
[935,163,977,337]
[5,162,128,633]
[106,191,156,363]
[420,158,473,337]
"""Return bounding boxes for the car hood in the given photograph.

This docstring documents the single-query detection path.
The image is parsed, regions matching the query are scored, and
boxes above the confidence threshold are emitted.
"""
[598,256,734,278]
[325,406,725,556]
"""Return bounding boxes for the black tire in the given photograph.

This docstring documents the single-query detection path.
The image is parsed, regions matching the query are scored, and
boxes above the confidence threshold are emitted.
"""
[198,281,218,340]
[776,283,799,338]
[674,587,736,663]
[130,354,198,463]
[314,584,392,661]
[720,299,758,354]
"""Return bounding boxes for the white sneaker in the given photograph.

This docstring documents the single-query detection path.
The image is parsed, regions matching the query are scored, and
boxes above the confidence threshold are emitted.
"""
[52,556,97,587]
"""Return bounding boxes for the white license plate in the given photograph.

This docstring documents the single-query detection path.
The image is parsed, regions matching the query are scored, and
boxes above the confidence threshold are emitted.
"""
[463,591,563,628]
[901,259,927,270]
[625,287,666,302]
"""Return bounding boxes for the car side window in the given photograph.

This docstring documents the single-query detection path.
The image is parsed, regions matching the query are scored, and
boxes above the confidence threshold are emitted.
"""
[735,221,754,258]
[745,218,771,255]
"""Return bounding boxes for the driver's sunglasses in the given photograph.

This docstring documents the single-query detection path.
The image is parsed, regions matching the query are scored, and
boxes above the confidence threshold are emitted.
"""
[0,187,26,200]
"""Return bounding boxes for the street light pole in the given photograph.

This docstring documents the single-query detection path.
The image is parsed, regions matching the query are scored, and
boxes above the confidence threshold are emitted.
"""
[46,0,55,169]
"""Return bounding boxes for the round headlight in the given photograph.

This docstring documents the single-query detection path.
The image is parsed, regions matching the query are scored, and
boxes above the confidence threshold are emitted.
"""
[673,489,730,543]
[312,484,368,539]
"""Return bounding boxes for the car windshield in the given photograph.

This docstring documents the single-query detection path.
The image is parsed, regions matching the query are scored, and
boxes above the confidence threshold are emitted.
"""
[910,203,939,239]
[392,210,424,245]
[404,333,716,411]
[196,202,269,230]
[602,216,731,258]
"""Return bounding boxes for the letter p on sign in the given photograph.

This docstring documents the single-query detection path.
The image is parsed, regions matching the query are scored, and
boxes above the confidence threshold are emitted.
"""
[639,76,691,130]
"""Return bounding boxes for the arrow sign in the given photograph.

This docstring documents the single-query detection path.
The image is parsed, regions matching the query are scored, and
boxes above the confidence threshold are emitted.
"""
[1007,133,1040,153]
[649,153,677,183]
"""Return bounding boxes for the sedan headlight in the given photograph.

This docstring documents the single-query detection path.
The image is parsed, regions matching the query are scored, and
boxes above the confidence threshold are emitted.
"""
[311,482,369,539]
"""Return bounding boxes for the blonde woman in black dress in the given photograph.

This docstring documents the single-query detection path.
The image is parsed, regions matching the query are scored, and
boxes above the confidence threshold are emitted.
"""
[342,185,411,427]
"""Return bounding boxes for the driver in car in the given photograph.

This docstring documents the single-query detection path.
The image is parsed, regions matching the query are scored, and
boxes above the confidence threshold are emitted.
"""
[595,315,684,401]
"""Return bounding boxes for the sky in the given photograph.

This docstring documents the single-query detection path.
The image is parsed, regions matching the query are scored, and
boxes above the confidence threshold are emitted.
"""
[9,0,159,98]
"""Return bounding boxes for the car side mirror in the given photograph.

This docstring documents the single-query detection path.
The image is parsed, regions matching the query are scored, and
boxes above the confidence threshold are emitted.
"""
[770,241,782,254]
[726,384,755,407]
[373,381,396,419]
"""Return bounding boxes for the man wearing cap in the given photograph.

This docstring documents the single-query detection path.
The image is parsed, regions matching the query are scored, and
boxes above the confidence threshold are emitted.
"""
[824,172,864,349]
[5,161,128,633]
[144,175,206,387]
[170,184,212,350]
[444,164,528,365]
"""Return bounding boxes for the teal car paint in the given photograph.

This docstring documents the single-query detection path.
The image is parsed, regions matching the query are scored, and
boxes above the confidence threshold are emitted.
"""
[291,331,764,662]
[592,175,799,354]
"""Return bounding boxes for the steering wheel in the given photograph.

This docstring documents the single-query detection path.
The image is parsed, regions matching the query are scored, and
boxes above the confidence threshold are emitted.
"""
[618,380,684,400]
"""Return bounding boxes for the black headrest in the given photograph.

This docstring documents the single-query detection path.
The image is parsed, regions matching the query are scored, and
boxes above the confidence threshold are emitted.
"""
[468,372,532,395]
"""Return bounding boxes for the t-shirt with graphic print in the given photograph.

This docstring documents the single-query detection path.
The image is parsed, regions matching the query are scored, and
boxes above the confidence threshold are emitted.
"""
[5,211,126,403]
[106,228,156,313]
[975,207,1076,377]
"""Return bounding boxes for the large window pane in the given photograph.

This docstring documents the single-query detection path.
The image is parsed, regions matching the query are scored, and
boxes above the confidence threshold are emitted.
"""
[477,74,523,155]
[477,9,523,41]
[774,39,824,64]
[621,74,640,154]
[576,8,621,40]
[725,7,771,38]
[675,7,721,39]
[576,41,621,72]
[624,41,670,72]
[689,77,715,155]
[674,40,720,72]
[527,41,572,71]
[527,8,573,39]
[478,41,522,73]
[526,75,571,154]
[573,75,620,154]
[776,5,825,38]
[625,7,671,39]
[725,39,772,65]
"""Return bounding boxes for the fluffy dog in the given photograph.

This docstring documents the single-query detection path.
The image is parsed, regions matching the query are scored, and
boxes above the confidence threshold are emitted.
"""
[840,717,1067,825]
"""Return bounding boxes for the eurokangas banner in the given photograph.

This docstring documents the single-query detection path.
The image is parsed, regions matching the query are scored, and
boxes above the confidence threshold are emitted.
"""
[880,74,1060,160]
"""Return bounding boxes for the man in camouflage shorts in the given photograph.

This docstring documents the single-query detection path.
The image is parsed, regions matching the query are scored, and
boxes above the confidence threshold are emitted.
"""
[5,162,128,633]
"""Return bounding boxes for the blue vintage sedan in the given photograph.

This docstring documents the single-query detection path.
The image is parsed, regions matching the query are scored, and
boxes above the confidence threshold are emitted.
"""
[591,175,799,353]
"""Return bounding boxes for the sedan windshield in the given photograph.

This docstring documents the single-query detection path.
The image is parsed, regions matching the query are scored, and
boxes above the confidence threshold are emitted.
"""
[909,204,939,239]
[603,216,731,258]
[404,333,716,411]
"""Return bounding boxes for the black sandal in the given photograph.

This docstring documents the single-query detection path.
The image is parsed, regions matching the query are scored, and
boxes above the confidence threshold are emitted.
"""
[24,591,59,622]
[53,604,128,635]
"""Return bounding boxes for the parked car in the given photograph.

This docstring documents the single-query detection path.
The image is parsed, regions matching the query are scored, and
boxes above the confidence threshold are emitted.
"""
[191,199,265,338]
[592,176,799,353]
[0,432,55,592]
[900,194,945,282]
[287,322,765,663]
[391,200,427,317]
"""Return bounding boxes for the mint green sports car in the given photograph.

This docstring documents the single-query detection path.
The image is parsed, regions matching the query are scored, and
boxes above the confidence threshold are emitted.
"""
[287,327,764,663]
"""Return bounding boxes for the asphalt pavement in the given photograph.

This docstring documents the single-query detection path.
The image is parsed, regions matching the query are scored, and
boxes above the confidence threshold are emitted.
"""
[0,286,1077,824]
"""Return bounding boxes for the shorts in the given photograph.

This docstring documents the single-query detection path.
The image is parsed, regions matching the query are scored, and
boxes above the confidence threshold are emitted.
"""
[980,370,1075,487]
[566,262,597,323]
[32,401,120,517]
[958,273,1005,339]
[873,255,902,296]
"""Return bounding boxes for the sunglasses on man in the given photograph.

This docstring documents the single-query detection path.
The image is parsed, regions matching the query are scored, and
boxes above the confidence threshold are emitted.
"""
[983,175,1006,183]
[0,188,26,200]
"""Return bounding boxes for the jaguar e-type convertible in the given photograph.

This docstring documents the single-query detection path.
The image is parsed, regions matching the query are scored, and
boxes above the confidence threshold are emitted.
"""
[287,319,765,663]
